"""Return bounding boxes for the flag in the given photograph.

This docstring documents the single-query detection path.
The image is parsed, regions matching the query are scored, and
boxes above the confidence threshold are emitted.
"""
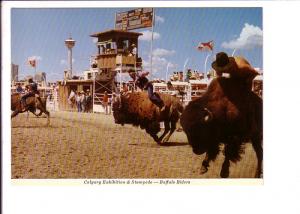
[28,58,36,68]
[197,40,214,51]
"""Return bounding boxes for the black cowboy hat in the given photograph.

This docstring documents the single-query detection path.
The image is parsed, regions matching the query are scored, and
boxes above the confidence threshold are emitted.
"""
[211,52,235,73]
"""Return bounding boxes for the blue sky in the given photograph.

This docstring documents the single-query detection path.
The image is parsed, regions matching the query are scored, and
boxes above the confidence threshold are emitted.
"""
[11,8,262,81]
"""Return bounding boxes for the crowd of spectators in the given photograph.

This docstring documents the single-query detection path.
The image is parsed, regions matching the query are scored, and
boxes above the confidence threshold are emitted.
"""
[170,69,212,82]
[70,89,92,113]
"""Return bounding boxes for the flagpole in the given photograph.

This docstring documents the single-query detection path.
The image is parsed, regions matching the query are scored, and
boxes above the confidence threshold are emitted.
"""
[204,53,211,74]
[150,8,155,76]
[232,48,237,56]
[165,62,170,82]
[183,58,189,73]
[34,60,37,81]
[114,12,117,29]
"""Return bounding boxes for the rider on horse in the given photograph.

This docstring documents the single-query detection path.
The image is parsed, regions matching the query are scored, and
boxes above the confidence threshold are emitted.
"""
[20,77,40,111]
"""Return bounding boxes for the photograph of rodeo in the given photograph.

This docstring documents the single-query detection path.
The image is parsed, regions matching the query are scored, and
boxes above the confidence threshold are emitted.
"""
[10,7,263,179]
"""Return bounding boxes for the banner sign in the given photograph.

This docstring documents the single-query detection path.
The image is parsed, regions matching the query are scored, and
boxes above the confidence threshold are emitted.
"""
[115,8,153,31]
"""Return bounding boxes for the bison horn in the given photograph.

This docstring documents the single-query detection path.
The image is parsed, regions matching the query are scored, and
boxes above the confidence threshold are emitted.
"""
[203,108,213,122]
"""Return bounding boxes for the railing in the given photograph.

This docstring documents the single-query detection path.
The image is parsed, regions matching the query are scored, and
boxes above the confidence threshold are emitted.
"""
[116,55,136,65]
[153,82,209,106]
[93,93,104,105]
[93,92,114,113]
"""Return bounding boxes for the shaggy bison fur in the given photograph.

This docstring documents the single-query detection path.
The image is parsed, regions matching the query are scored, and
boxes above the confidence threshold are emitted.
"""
[180,77,263,178]
[113,92,183,144]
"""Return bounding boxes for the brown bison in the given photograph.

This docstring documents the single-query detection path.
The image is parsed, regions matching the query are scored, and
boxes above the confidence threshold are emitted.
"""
[112,92,184,144]
[180,77,263,178]
[11,93,50,124]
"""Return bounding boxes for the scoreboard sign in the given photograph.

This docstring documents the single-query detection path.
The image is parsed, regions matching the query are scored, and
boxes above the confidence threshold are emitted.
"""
[115,8,153,31]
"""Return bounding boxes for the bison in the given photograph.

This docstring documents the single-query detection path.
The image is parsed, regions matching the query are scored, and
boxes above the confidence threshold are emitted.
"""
[180,77,263,178]
[112,92,184,144]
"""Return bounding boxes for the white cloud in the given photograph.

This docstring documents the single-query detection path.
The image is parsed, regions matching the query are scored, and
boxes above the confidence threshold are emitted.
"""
[143,57,167,74]
[28,55,42,61]
[153,48,176,57]
[141,48,176,77]
[139,30,160,41]
[155,15,165,23]
[222,23,263,50]
[142,56,177,79]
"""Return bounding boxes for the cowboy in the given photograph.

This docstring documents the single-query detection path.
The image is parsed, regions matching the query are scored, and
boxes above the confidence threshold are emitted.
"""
[20,77,39,111]
[130,43,137,56]
[80,91,86,112]
[75,91,82,112]
[16,83,23,93]
[211,52,259,91]
[102,91,109,114]
[109,92,118,114]
[68,89,76,105]
[128,70,166,112]
[85,89,92,112]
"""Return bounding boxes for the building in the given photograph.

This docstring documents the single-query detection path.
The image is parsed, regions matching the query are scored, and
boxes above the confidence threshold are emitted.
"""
[57,29,143,112]
[90,29,143,93]
[34,72,47,87]
[11,63,19,82]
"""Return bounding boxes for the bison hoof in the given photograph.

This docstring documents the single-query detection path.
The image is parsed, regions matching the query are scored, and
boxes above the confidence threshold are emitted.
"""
[220,168,229,178]
[255,170,263,178]
[200,166,208,174]
[156,141,162,145]
[162,137,170,143]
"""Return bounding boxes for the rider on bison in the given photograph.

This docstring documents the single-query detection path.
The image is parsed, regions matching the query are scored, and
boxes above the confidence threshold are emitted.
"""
[128,69,166,113]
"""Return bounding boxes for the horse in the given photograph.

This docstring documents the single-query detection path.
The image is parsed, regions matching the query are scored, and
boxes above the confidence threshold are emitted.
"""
[11,93,50,125]
[29,96,48,117]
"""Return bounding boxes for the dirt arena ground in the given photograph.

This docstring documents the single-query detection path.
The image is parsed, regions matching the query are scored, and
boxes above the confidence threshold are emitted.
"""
[11,111,259,179]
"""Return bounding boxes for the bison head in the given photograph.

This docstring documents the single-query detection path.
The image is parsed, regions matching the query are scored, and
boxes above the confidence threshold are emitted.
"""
[112,96,125,125]
[112,95,133,125]
[181,107,215,155]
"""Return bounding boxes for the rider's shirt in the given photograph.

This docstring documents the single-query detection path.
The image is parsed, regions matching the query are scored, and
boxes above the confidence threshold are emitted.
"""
[16,86,23,93]
[135,71,150,90]
[29,82,38,92]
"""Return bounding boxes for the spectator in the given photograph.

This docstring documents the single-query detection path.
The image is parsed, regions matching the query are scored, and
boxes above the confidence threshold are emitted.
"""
[179,71,184,81]
[16,83,23,93]
[75,91,82,112]
[102,91,109,114]
[108,92,117,114]
[185,69,192,82]
[85,89,92,112]
[130,43,137,56]
[68,89,75,106]
[80,91,86,112]
[167,81,176,96]
[199,73,204,80]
